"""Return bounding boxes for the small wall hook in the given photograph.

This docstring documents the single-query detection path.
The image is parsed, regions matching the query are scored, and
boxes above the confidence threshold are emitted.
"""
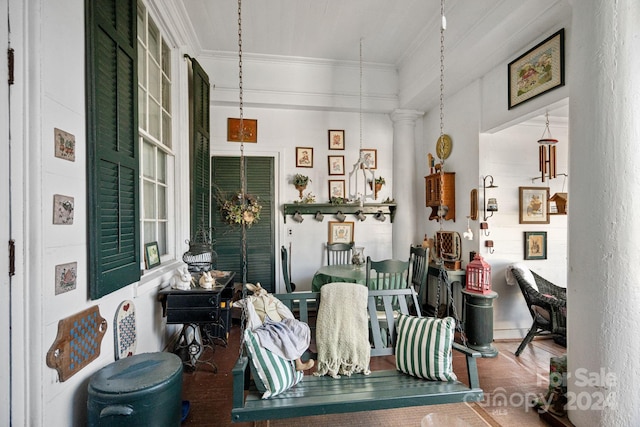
[485,240,494,254]
[480,222,490,236]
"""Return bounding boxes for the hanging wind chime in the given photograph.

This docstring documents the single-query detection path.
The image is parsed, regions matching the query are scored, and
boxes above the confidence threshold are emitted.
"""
[538,111,558,182]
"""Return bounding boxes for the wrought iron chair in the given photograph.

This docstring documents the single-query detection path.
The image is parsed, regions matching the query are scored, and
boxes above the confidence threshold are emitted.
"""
[511,266,567,356]
[326,242,354,265]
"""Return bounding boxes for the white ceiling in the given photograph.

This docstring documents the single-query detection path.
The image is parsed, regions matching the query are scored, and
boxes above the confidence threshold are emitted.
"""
[180,0,570,117]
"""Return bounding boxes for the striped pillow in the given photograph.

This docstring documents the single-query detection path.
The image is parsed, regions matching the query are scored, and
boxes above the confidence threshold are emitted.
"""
[244,329,303,399]
[395,314,457,382]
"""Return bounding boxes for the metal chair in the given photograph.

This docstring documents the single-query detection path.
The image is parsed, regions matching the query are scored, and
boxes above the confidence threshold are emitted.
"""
[511,267,567,356]
[326,242,354,265]
[280,246,296,293]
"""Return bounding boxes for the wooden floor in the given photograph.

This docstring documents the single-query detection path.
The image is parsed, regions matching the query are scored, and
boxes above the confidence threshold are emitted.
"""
[180,322,571,426]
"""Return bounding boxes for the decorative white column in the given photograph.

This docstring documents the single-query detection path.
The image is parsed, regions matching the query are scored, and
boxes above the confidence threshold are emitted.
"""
[390,109,424,258]
[568,1,640,426]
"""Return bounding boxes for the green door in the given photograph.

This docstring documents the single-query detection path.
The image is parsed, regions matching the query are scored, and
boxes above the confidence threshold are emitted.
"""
[212,156,275,292]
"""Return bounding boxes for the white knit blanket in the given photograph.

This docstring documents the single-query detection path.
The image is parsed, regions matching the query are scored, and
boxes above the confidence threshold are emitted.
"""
[314,282,371,378]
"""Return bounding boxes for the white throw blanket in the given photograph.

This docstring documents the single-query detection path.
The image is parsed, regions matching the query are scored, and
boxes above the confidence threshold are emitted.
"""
[314,282,371,378]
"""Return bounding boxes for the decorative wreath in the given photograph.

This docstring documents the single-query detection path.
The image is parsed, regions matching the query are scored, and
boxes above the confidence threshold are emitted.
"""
[220,192,262,227]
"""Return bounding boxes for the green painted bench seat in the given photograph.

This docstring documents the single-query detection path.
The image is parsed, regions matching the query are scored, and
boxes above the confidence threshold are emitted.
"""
[232,288,483,423]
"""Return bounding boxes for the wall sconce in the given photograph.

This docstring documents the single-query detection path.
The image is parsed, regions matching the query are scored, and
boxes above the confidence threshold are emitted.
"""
[314,211,324,221]
[355,210,366,222]
[485,240,494,254]
[482,175,498,221]
[292,211,304,223]
[480,222,490,237]
[335,211,346,222]
[374,211,386,222]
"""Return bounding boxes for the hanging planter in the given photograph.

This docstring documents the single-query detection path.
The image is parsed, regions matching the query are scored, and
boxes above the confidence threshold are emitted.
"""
[220,192,262,227]
[368,177,385,199]
[292,174,311,199]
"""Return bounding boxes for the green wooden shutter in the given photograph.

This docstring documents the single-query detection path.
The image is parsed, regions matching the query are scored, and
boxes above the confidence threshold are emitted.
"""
[189,58,211,239]
[212,157,275,292]
[86,0,140,299]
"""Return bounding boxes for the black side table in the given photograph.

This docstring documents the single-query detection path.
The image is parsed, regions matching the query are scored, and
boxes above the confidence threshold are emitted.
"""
[462,289,499,358]
[158,272,235,371]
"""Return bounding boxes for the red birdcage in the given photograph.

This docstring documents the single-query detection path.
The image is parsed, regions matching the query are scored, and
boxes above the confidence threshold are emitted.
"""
[465,253,492,294]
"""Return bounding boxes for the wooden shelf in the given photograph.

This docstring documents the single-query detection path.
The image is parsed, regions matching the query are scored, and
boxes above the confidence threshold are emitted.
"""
[283,203,397,223]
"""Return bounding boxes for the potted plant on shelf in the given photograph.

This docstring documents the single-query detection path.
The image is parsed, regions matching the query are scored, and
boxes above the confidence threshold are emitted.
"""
[293,174,311,199]
[368,176,385,199]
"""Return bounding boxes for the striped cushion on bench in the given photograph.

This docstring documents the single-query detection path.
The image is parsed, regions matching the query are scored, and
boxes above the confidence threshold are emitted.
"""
[395,314,457,382]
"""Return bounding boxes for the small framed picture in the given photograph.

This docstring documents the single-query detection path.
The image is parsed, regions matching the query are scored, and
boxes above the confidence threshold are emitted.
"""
[328,221,354,244]
[55,262,77,295]
[360,148,377,169]
[227,118,258,142]
[524,231,547,260]
[328,130,345,150]
[54,128,76,161]
[328,155,345,175]
[295,147,313,168]
[53,194,75,225]
[328,179,345,199]
[519,186,550,224]
[144,241,161,269]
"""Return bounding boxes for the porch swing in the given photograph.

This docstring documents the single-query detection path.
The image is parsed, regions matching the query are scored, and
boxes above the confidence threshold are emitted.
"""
[230,0,483,423]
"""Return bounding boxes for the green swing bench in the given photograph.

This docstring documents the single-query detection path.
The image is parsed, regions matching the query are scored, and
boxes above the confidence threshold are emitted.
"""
[231,287,483,423]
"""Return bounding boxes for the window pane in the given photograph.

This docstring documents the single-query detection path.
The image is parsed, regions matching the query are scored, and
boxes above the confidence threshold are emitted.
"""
[148,20,160,62]
[157,151,166,183]
[143,180,155,219]
[162,40,171,78]
[138,87,146,131]
[143,221,155,244]
[157,222,167,255]
[142,142,154,178]
[162,75,170,112]
[137,42,146,88]
[149,58,160,101]
[137,1,146,45]
[158,186,166,219]
[149,99,161,140]
[162,111,172,148]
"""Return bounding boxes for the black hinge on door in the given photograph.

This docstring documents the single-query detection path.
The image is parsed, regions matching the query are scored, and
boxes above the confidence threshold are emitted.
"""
[8,48,15,85]
[9,240,15,276]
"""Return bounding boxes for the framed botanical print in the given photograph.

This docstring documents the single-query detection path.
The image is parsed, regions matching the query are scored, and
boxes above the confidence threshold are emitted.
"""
[295,147,313,168]
[328,130,345,150]
[519,186,550,224]
[328,155,345,175]
[524,231,547,260]
[359,149,377,169]
[328,179,345,199]
[227,118,258,142]
[328,221,354,244]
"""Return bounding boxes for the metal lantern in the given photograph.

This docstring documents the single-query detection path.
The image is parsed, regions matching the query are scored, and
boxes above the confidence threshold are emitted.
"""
[465,253,492,294]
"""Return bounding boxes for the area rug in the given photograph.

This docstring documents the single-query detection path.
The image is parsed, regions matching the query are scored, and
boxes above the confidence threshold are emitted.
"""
[269,401,501,427]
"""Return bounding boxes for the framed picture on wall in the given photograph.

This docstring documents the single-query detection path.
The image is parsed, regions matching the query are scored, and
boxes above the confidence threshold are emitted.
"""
[227,118,258,142]
[328,155,345,175]
[328,179,345,199]
[295,147,313,168]
[359,149,377,169]
[328,221,354,244]
[328,130,345,150]
[519,186,550,224]
[144,242,161,269]
[524,231,547,260]
[508,29,565,109]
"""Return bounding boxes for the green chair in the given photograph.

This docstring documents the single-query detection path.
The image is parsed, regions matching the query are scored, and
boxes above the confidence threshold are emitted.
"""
[326,242,354,265]
[408,245,429,311]
[365,257,410,291]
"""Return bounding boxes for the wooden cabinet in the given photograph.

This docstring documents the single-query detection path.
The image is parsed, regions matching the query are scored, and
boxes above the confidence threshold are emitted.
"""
[425,172,455,221]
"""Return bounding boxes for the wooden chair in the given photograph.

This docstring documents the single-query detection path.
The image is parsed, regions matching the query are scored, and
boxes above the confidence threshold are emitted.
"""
[408,245,429,311]
[510,266,566,356]
[365,256,410,291]
[280,246,296,293]
[326,242,354,265]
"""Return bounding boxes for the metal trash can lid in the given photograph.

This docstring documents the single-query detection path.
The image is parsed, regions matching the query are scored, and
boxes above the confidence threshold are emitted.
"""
[89,352,182,395]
